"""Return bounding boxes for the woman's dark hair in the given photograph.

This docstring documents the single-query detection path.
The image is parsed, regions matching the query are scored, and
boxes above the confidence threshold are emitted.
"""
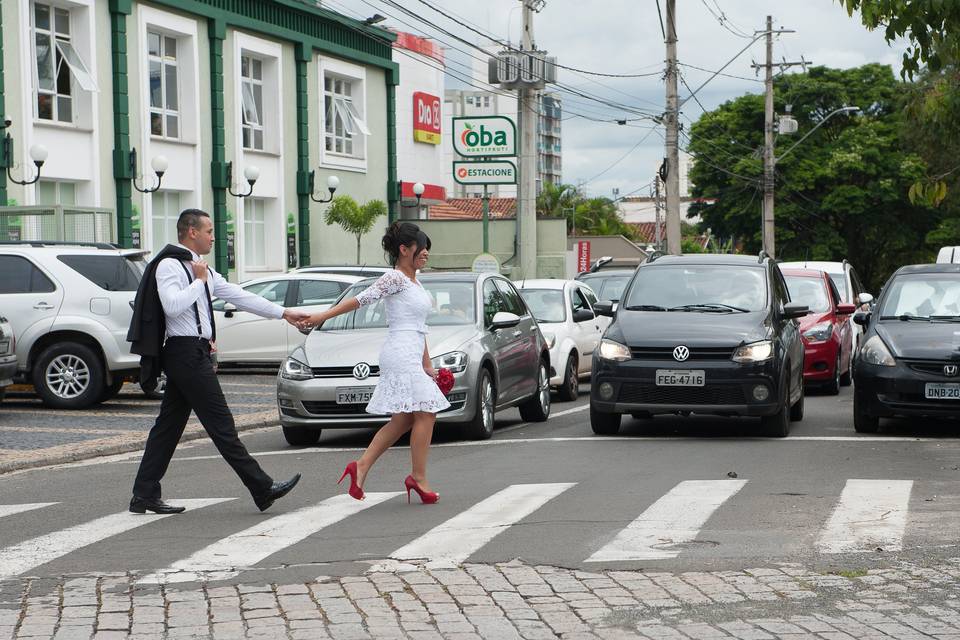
[382,221,431,266]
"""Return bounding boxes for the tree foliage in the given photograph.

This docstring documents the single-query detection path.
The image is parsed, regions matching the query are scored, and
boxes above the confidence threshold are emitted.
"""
[536,182,638,240]
[688,64,939,290]
[324,196,386,263]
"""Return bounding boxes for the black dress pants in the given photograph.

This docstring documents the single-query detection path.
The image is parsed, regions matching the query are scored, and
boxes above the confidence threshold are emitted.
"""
[132,337,272,500]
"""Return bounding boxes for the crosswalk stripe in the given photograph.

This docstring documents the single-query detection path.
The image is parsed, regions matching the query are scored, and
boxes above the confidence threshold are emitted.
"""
[586,479,748,562]
[0,498,233,580]
[142,492,402,584]
[0,503,57,519]
[390,483,576,568]
[816,479,913,554]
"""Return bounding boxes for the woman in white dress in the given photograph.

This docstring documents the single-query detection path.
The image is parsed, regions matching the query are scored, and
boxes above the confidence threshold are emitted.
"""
[299,222,449,503]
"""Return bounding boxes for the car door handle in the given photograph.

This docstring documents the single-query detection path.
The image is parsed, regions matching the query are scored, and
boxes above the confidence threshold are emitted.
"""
[33,302,55,310]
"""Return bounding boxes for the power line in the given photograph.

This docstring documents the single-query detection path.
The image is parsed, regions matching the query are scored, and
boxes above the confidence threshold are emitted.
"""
[677,62,764,84]
[700,0,753,39]
[581,126,663,187]
[654,0,666,39]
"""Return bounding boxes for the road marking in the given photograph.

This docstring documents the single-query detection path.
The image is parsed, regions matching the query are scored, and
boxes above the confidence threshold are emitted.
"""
[587,479,748,562]
[0,498,233,580]
[389,483,575,568]
[0,503,57,519]
[141,492,401,584]
[816,479,913,554]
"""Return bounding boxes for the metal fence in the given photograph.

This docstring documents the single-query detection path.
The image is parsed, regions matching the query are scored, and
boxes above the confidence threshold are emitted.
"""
[0,206,116,244]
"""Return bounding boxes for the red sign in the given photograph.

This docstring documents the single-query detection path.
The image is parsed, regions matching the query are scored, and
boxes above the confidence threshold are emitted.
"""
[577,241,591,273]
[413,92,442,144]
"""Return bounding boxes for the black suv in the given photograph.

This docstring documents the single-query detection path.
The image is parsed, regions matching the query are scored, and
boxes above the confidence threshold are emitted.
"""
[852,263,960,432]
[590,254,808,436]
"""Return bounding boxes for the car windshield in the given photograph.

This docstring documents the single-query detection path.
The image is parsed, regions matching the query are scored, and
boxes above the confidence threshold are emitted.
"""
[319,280,477,330]
[879,274,960,319]
[828,273,848,301]
[623,265,767,312]
[784,275,830,313]
[579,275,630,302]
[519,289,565,323]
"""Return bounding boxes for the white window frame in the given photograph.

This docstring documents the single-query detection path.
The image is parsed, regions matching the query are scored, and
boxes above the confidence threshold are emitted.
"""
[318,57,369,172]
[146,29,180,139]
[234,32,282,156]
[149,190,182,254]
[240,54,264,151]
[30,0,97,125]
[243,197,267,270]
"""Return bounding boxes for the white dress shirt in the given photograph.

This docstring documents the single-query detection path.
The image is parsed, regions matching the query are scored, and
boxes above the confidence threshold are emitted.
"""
[156,244,284,340]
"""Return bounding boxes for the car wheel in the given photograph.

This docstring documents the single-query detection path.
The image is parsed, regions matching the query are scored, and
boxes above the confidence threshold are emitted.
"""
[141,373,166,400]
[591,402,621,435]
[282,427,321,446]
[789,384,804,421]
[33,342,105,409]
[824,354,841,395]
[557,353,579,402]
[519,359,551,422]
[462,368,496,440]
[839,356,852,387]
[98,376,126,403]
[853,392,879,433]
[761,376,790,438]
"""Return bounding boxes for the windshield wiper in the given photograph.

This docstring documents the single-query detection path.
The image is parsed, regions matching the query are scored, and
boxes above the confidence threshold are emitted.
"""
[668,303,749,313]
[879,315,931,322]
[623,304,667,311]
[931,315,960,322]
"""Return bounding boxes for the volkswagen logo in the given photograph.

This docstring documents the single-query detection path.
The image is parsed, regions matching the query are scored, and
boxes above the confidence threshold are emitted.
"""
[672,345,690,362]
[945,364,959,378]
[352,362,371,380]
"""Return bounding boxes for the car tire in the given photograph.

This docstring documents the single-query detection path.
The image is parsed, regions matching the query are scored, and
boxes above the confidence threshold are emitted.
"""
[761,376,791,438]
[824,355,841,395]
[33,342,105,409]
[853,393,879,433]
[591,402,621,435]
[462,368,496,440]
[789,384,804,421]
[519,359,551,422]
[282,427,321,446]
[557,353,579,402]
[141,373,166,400]
[98,376,126,403]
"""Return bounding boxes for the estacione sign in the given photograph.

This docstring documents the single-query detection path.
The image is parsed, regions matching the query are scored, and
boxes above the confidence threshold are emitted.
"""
[452,116,516,157]
[413,91,441,145]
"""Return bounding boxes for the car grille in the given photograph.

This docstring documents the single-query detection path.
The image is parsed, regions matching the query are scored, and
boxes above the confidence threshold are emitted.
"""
[301,401,372,415]
[629,346,734,361]
[906,360,960,378]
[618,383,746,405]
[310,366,380,378]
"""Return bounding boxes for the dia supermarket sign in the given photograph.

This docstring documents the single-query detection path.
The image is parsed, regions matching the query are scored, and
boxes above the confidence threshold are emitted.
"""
[452,116,516,157]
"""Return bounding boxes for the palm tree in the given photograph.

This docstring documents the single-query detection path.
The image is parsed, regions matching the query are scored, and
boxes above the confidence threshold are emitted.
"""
[324,196,387,263]
[537,182,580,232]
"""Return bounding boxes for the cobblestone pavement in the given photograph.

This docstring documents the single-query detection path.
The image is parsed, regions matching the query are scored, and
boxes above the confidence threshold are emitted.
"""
[0,374,278,473]
[3,558,960,639]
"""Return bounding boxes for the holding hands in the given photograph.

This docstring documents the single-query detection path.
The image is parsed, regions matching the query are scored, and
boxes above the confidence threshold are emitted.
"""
[282,309,312,327]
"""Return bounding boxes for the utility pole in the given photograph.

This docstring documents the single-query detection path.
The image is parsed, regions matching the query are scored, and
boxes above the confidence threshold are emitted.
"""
[653,176,663,250]
[663,0,681,255]
[517,0,539,279]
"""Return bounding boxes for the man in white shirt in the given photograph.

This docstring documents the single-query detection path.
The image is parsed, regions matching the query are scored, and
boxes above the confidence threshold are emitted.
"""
[130,209,308,514]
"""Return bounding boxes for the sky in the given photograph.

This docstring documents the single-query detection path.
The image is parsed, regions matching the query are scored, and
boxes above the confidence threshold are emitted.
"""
[329,0,910,199]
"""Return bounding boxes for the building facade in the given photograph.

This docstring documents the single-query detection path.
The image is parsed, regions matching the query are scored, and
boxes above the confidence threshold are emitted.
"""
[0,0,399,279]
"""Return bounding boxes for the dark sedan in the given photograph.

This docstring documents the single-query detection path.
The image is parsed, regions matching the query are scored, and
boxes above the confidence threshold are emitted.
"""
[852,263,960,432]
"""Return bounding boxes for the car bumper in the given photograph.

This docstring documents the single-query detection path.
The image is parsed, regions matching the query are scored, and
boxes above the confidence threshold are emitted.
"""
[590,357,783,417]
[0,355,17,387]
[855,359,960,418]
[277,371,474,429]
[802,339,840,382]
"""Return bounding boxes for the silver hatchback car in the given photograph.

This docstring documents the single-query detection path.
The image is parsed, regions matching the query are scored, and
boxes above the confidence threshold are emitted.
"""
[277,272,552,445]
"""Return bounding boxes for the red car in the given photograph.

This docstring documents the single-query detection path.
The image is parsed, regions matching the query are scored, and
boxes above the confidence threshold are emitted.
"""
[782,268,857,394]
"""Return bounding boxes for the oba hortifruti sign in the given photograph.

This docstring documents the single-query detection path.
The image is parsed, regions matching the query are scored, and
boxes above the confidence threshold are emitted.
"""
[452,116,516,158]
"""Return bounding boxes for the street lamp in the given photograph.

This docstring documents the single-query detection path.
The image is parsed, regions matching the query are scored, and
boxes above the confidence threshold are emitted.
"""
[130,147,168,194]
[2,126,48,186]
[413,182,425,207]
[776,106,860,161]
[308,172,339,203]
[226,162,259,197]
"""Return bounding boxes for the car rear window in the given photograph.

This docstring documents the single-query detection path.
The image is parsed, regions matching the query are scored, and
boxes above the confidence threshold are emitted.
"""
[580,275,630,302]
[784,275,830,313]
[57,255,142,291]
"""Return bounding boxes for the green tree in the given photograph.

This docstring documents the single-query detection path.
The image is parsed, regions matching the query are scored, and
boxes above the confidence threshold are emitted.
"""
[324,196,386,263]
[688,64,938,290]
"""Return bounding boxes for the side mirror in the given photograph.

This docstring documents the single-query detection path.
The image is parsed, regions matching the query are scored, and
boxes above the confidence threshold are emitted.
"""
[593,301,614,317]
[782,302,809,319]
[572,308,595,323]
[836,303,857,316]
[857,292,874,306]
[853,311,871,327]
[223,302,238,318]
[489,311,521,330]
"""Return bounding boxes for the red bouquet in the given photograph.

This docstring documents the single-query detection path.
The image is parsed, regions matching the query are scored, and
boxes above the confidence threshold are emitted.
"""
[436,368,455,395]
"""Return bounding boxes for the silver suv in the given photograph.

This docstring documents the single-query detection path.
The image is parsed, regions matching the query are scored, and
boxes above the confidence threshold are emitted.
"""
[0,316,16,403]
[0,242,149,408]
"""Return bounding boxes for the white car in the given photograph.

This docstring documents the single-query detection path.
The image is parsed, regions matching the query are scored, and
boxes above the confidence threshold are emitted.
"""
[212,273,365,366]
[517,279,610,401]
[937,246,960,264]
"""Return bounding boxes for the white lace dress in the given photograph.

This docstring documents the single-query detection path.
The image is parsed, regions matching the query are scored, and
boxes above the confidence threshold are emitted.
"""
[355,270,451,415]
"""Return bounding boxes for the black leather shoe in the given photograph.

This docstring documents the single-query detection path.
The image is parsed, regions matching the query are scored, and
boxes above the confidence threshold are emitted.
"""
[254,473,301,512]
[129,496,186,514]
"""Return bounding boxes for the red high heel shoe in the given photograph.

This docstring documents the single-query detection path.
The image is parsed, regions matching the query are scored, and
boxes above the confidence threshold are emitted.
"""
[338,461,365,500]
[404,475,439,504]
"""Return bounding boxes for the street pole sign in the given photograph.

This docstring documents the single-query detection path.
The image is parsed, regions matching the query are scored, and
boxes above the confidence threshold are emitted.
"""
[452,116,516,157]
[577,241,591,273]
[453,160,517,185]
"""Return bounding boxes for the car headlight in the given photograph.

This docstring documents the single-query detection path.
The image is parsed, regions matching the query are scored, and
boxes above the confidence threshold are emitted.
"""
[732,340,773,363]
[280,357,313,381]
[543,332,556,349]
[860,335,895,366]
[598,338,631,362]
[431,351,468,373]
[803,322,834,343]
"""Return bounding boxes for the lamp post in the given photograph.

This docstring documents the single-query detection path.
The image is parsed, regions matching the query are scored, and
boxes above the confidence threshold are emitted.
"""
[308,172,339,203]
[2,133,48,186]
[129,148,168,194]
[413,182,425,218]
[226,162,259,197]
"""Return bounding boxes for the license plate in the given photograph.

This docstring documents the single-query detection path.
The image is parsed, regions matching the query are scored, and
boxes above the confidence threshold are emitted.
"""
[336,386,375,404]
[925,383,960,400]
[655,369,705,386]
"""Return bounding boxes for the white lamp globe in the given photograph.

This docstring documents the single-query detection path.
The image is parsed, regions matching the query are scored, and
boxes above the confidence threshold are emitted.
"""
[29,144,48,164]
[413,182,425,196]
[244,165,260,183]
[151,155,169,174]
[326,175,340,191]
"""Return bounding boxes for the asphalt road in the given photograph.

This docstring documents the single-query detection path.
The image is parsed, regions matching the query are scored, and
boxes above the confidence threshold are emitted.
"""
[2,382,959,597]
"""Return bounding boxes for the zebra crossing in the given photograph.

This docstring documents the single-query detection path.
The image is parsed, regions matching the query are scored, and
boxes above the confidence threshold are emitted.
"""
[0,478,945,583]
